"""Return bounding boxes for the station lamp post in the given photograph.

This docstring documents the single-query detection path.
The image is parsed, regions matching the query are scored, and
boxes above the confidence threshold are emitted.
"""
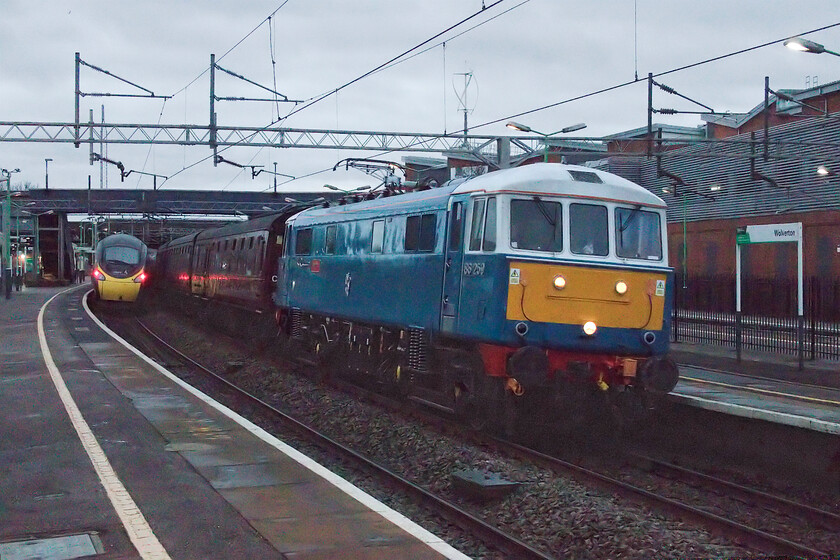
[784,37,840,57]
[2,168,20,298]
[506,121,587,162]
[20,208,51,282]
[45,158,53,190]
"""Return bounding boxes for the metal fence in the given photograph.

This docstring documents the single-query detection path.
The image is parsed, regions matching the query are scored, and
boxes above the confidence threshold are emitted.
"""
[672,274,840,362]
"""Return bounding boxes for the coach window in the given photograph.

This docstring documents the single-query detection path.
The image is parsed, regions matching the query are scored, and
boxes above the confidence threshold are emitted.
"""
[295,228,313,255]
[570,203,609,256]
[325,225,337,254]
[371,220,384,253]
[468,198,486,251]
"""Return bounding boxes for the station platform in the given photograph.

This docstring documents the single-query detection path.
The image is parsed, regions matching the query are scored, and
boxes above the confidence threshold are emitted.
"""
[0,285,467,560]
[671,342,840,435]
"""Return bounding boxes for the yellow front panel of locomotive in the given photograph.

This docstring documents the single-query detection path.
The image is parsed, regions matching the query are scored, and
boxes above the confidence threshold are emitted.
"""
[99,278,141,302]
[506,261,666,330]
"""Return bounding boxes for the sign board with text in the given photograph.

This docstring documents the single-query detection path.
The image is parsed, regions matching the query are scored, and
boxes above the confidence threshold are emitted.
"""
[736,223,802,245]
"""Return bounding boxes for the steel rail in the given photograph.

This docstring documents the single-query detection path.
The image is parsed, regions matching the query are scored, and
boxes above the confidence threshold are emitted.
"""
[131,318,556,560]
[638,455,840,529]
[491,438,829,559]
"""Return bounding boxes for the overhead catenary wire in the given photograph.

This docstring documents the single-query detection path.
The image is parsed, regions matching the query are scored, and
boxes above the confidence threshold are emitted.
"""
[273,0,507,124]
[164,0,509,185]
[166,18,840,191]
[471,21,840,132]
[168,0,292,100]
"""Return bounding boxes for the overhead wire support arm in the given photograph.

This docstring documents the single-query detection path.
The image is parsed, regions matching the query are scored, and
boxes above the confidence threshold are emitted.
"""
[767,88,828,115]
[750,131,784,190]
[215,96,298,103]
[213,63,301,103]
[90,152,126,181]
[77,56,170,99]
[652,79,715,113]
[214,155,270,180]
[122,170,167,190]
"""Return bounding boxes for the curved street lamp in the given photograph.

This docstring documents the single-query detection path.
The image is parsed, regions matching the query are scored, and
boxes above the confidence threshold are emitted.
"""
[1,168,20,298]
[506,121,587,162]
[784,37,840,57]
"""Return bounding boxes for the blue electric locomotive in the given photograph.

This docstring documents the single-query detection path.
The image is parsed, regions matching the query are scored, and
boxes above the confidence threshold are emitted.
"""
[277,163,679,428]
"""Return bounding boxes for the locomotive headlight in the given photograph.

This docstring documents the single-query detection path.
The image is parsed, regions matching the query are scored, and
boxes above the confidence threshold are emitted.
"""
[553,275,566,290]
[615,280,628,295]
[582,321,597,336]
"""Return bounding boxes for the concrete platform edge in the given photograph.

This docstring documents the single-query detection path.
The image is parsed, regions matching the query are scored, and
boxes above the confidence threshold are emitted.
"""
[81,293,472,560]
[669,393,840,435]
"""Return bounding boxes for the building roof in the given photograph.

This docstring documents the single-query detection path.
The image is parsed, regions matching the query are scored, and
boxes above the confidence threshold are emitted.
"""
[701,77,840,129]
[603,123,705,141]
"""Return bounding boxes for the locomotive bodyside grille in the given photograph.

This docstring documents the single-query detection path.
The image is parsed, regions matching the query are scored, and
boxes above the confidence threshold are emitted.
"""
[408,328,427,372]
[290,308,303,339]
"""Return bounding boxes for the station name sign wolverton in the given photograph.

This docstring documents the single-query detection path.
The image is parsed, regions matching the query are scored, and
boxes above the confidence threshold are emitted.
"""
[736,222,802,245]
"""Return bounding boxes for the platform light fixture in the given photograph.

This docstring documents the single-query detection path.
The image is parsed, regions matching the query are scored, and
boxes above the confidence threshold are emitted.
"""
[506,121,587,162]
[784,37,840,57]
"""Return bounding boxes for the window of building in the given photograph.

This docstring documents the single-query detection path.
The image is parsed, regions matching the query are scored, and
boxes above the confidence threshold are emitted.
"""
[570,203,609,256]
[371,220,384,253]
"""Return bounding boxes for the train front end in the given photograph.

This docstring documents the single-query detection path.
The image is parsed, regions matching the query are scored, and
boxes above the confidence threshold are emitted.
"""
[453,164,678,419]
[91,234,149,303]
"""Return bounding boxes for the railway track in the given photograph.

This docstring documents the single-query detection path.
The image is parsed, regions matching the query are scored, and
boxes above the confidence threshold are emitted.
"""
[125,317,556,560]
[311,362,839,558]
[340,383,837,558]
[492,441,834,559]
[102,308,838,559]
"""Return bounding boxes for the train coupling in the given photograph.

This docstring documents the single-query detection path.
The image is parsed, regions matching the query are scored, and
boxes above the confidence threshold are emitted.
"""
[506,377,525,396]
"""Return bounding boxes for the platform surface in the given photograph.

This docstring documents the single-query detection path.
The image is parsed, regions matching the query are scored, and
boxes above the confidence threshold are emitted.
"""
[0,285,465,560]
[671,343,840,434]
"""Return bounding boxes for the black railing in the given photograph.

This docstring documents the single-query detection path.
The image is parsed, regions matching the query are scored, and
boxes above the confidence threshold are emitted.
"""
[672,274,840,362]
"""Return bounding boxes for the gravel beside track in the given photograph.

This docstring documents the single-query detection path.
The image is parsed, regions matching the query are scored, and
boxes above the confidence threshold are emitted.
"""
[132,306,755,559]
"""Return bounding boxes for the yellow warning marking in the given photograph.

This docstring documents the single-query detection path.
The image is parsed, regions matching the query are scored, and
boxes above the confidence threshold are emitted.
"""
[39,287,171,560]
[681,375,840,407]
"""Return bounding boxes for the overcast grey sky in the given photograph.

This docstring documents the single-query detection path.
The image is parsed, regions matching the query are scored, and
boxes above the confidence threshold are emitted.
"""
[2,1,839,193]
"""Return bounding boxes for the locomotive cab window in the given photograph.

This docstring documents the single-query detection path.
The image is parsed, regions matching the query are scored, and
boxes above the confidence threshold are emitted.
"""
[510,198,562,252]
[448,201,464,251]
[295,228,313,255]
[615,207,663,260]
[468,197,496,252]
[570,203,609,256]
